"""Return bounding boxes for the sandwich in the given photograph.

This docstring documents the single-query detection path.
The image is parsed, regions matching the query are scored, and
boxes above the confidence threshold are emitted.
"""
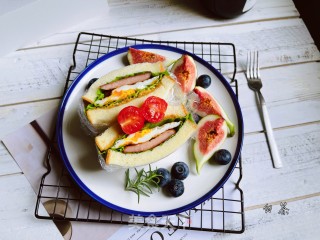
[82,62,175,128]
[95,104,197,168]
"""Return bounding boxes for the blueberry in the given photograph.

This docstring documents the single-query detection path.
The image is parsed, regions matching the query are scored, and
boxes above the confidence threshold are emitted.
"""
[196,75,211,88]
[211,149,232,165]
[167,179,184,197]
[156,168,171,187]
[85,78,98,90]
[171,162,189,180]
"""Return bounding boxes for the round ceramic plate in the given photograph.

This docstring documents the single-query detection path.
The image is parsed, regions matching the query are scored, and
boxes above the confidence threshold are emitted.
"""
[57,44,243,217]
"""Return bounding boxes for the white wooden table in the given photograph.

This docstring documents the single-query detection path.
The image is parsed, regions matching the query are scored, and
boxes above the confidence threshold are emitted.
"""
[1,0,319,239]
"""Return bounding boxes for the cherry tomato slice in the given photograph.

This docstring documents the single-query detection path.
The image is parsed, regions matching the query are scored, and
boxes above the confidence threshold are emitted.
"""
[141,96,168,123]
[117,106,145,134]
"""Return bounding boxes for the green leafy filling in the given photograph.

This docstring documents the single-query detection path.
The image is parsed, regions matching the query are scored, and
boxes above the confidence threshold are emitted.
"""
[85,74,164,111]
[86,89,105,110]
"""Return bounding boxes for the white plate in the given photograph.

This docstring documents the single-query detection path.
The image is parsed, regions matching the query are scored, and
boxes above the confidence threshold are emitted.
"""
[57,44,244,217]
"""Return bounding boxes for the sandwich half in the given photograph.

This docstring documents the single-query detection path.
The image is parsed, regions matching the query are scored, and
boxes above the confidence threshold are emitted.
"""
[95,104,197,168]
[82,62,175,128]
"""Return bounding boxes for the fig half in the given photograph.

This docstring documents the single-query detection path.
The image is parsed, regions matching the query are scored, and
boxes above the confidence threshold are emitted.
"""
[170,54,197,94]
[192,86,235,137]
[193,115,228,173]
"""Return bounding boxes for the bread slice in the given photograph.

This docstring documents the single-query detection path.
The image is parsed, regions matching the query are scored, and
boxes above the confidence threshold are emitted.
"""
[105,118,197,167]
[82,62,165,104]
[95,104,189,152]
[94,104,197,168]
[95,124,123,151]
[86,74,175,127]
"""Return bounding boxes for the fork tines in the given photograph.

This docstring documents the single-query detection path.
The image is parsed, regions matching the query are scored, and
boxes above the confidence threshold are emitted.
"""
[247,51,260,79]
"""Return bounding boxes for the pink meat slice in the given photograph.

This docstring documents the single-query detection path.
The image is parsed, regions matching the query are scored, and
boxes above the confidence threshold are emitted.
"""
[123,129,176,153]
[99,72,152,91]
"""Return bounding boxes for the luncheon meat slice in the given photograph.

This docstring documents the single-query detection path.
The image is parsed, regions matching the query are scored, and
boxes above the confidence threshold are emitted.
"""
[123,129,176,153]
[99,72,152,91]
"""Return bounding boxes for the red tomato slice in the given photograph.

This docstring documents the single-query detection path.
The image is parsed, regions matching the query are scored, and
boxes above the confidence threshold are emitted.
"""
[141,96,168,123]
[117,106,145,134]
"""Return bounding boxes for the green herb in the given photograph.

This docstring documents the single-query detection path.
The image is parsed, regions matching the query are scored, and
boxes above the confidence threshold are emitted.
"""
[85,103,96,110]
[125,165,161,203]
[96,88,105,101]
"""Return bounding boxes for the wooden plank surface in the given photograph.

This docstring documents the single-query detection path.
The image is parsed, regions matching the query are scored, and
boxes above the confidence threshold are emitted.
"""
[25,0,299,48]
[142,18,320,71]
[0,62,318,138]
[211,196,320,239]
[0,174,63,240]
[242,122,320,207]
[238,62,320,133]
[1,0,319,239]
[0,99,60,139]
[1,19,318,108]
[0,142,21,176]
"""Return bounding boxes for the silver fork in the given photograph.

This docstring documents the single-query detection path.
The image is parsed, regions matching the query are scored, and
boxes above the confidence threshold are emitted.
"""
[246,51,283,168]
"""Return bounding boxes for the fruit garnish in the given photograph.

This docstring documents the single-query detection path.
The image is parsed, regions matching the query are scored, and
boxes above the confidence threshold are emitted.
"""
[196,74,211,88]
[125,165,161,203]
[170,54,197,94]
[166,179,184,197]
[193,115,228,173]
[140,96,168,123]
[127,47,166,64]
[210,149,232,165]
[192,86,235,137]
[171,162,189,180]
[156,168,171,187]
[117,106,145,134]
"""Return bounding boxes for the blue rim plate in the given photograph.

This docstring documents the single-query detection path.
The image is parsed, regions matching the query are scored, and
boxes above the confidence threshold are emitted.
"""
[57,44,244,217]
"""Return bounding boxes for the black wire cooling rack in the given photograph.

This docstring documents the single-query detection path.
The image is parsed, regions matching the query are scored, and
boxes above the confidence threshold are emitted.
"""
[35,32,245,234]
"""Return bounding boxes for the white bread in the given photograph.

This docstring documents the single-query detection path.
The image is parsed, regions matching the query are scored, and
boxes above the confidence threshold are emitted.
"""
[82,62,165,104]
[105,119,197,167]
[86,75,175,127]
[95,124,123,151]
[95,104,189,151]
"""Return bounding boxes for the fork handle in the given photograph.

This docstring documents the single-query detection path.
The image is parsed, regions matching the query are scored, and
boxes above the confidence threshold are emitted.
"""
[258,92,283,168]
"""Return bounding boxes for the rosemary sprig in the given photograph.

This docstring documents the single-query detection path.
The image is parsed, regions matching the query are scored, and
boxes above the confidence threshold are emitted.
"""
[125,165,161,203]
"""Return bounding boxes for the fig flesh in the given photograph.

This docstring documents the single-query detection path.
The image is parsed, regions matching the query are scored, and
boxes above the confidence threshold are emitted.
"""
[127,47,173,66]
[192,86,235,137]
[170,55,197,94]
[193,115,228,173]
